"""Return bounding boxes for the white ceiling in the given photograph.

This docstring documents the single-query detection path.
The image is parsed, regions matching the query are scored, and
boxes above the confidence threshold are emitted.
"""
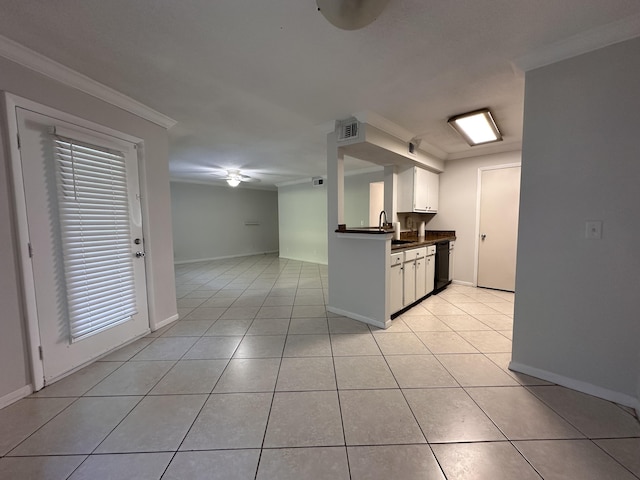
[1,1,639,189]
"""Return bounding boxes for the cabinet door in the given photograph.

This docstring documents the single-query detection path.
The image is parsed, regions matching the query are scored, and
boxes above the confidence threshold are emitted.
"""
[414,168,429,212]
[415,257,426,299]
[390,263,404,314]
[426,170,439,213]
[403,260,416,306]
[426,255,435,294]
[396,167,415,213]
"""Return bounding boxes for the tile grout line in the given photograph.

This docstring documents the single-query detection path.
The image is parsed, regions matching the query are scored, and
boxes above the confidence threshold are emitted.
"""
[253,270,299,480]
[328,315,353,480]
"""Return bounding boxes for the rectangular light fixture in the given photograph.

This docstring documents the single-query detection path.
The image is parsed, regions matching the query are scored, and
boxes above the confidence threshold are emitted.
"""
[448,108,502,146]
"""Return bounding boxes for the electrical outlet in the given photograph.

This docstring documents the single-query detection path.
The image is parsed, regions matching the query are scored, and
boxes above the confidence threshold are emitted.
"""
[585,221,602,239]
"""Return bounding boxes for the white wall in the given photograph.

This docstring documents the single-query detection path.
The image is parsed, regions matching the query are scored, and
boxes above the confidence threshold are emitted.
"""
[278,182,328,264]
[171,182,279,263]
[278,170,384,265]
[344,170,384,227]
[428,151,521,284]
[0,56,176,402]
[511,38,640,408]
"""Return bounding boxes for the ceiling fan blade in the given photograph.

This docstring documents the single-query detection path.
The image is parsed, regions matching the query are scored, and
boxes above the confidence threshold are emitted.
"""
[239,176,260,183]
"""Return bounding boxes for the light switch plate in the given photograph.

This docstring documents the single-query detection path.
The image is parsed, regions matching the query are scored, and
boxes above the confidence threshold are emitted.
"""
[585,221,602,239]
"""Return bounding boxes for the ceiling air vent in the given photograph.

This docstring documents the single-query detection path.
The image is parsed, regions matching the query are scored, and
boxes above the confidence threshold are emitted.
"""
[336,117,361,142]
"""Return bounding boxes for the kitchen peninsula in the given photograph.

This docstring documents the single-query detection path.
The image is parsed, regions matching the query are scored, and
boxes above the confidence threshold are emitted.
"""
[332,224,456,328]
[326,117,449,329]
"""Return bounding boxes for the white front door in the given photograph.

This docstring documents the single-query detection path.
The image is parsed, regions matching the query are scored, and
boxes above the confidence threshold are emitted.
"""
[16,107,149,386]
[477,166,521,291]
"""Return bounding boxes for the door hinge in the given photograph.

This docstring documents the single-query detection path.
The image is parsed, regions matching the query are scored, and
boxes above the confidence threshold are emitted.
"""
[28,242,33,258]
[16,133,21,149]
[38,345,43,360]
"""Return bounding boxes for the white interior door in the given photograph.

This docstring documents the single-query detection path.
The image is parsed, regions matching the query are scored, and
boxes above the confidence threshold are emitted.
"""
[16,107,149,385]
[477,166,521,291]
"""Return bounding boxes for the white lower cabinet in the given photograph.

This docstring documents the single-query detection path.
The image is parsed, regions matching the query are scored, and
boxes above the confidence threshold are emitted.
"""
[426,245,436,295]
[391,246,435,316]
[390,253,404,314]
[402,261,415,307]
[402,249,418,307]
[415,247,427,299]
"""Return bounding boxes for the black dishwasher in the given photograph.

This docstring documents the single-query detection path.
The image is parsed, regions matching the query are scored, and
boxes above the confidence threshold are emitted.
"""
[434,240,450,293]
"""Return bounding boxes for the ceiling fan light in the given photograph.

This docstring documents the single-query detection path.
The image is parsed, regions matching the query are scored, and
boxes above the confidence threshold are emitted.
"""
[227,178,241,187]
[448,108,503,146]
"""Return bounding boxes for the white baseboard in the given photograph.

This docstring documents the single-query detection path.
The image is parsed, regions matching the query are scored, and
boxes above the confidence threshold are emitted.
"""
[509,361,640,413]
[153,313,179,330]
[326,306,390,330]
[452,280,475,287]
[277,254,328,266]
[0,385,33,409]
[174,250,279,265]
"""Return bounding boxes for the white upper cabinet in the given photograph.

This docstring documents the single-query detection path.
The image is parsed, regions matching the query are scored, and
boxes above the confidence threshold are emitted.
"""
[397,166,439,213]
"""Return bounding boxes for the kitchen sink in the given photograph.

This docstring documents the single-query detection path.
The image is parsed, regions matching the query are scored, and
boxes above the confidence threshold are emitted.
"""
[391,239,414,245]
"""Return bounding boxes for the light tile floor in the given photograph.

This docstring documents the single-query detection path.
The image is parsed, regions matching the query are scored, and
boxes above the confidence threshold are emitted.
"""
[1,254,639,479]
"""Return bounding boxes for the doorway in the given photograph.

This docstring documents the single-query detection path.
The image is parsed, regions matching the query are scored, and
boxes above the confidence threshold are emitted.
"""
[6,96,150,389]
[369,181,384,227]
[476,165,521,291]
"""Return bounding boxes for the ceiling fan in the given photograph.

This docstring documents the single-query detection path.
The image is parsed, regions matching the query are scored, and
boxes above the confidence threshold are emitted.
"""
[316,0,390,30]
[210,169,261,187]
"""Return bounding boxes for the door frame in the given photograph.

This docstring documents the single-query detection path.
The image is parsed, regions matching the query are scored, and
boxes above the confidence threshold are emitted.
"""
[473,163,521,288]
[3,92,149,391]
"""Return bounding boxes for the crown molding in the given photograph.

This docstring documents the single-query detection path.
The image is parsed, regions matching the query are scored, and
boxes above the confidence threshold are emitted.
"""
[514,13,640,72]
[170,177,277,191]
[0,34,177,129]
[275,165,384,188]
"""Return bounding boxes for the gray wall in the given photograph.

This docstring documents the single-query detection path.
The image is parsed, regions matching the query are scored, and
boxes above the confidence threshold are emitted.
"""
[278,181,328,264]
[278,170,384,265]
[428,151,521,284]
[171,182,279,263]
[0,56,177,402]
[344,170,385,227]
[512,38,640,408]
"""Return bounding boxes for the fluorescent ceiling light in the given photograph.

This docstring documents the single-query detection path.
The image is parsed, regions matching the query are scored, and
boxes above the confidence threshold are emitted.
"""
[448,108,502,146]
[226,177,241,187]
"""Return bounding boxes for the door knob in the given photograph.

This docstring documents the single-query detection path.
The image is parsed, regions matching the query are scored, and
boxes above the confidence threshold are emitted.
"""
[481,234,486,240]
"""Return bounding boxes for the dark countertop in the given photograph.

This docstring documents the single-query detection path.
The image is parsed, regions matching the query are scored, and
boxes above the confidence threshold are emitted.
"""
[390,235,456,251]
[335,225,456,249]
[391,230,456,251]
[335,224,394,234]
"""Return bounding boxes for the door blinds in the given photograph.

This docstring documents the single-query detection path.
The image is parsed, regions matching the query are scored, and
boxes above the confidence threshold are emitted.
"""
[54,135,137,341]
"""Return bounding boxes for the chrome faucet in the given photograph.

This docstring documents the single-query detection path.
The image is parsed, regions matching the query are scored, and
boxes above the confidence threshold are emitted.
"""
[378,210,388,230]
